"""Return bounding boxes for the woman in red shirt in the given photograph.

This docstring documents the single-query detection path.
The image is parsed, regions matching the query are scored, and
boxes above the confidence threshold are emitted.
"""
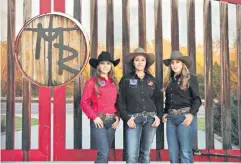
[80,51,120,163]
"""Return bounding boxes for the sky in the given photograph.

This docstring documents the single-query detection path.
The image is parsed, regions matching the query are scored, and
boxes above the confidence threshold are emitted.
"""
[0,0,238,47]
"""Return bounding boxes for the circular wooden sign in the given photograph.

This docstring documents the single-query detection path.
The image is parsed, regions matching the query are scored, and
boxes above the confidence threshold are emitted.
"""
[15,12,89,87]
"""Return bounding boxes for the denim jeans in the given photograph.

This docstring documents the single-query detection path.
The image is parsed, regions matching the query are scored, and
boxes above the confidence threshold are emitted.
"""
[192,116,197,149]
[90,118,116,163]
[125,115,157,163]
[167,114,193,163]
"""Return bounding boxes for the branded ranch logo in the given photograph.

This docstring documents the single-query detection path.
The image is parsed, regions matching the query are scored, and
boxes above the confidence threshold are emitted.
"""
[15,12,89,87]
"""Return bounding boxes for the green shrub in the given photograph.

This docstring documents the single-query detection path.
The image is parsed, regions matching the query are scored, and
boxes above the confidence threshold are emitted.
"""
[213,91,238,146]
[1,116,6,132]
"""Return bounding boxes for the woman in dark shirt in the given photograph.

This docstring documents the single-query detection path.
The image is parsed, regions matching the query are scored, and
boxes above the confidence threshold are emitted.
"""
[117,48,162,163]
[162,51,202,163]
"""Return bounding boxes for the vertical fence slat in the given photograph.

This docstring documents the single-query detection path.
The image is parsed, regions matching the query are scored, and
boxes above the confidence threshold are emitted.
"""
[74,0,82,23]
[138,0,146,49]
[122,0,130,160]
[6,0,16,150]
[187,0,198,150]
[73,0,83,149]
[22,1,32,158]
[220,2,231,151]
[106,0,116,152]
[171,0,179,51]
[53,1,66,159]
[204,0,214,149]
[38,0,51,161]
[90,0,98,149]
[154,0,164,160]
[236,4,241,149]
[106,0,114,57]
[122,0,130,75]
[187,0,196,74]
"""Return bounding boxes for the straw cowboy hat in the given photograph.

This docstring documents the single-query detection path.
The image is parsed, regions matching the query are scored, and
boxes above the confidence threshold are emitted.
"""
[163,51,193,68]
[125,47,155,68]
[89,51,120,69]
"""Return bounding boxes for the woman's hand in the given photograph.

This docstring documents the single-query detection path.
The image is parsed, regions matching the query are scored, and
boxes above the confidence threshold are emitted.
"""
[112,116,120,129]
[182,114,193,126]
[93,117,104,128]
[152,115,160,127]
[162,114,168,123]
[127,117,136,128]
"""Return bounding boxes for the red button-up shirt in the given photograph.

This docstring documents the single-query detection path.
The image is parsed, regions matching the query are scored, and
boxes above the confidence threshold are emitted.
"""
[80,76,118,120]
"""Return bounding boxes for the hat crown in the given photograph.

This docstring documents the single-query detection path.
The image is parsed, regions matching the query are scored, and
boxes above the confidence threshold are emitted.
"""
[98,51,112,61]
[133,47,146,53]
[170,51,184,59]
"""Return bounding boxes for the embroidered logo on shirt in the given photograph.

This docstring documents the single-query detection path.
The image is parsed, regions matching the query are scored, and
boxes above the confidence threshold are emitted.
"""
[99,81,106,87]
[147,80,154,87]
[129,79,138,86]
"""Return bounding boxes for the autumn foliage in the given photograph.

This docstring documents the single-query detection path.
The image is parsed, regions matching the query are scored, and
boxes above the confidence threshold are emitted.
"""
[0,40,238,98]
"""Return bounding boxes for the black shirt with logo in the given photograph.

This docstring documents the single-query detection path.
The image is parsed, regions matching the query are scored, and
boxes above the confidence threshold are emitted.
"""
[117,72,162,122]
[164,74,202,116]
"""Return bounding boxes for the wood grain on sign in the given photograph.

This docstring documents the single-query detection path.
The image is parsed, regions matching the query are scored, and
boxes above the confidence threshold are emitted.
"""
[15,13,89,87]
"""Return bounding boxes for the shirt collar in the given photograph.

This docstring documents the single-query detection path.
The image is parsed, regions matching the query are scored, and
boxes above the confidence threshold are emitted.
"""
[99,76,113,83]
[131,72,148,80]
[172,74,182,83]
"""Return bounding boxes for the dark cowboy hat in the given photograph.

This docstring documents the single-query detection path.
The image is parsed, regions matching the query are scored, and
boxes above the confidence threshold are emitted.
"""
[125,47,155,68]
[163,51,193,68]
[89,51,120,69]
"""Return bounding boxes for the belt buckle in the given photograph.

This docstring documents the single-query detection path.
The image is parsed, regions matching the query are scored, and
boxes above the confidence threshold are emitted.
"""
[170,109,177,115]
[98,113,106,120]
[141,111,147,117]
[174,109,178,115]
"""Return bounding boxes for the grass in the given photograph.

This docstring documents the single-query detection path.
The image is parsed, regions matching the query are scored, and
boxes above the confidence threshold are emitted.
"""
[1,115,38,132]
[197,117,205,131]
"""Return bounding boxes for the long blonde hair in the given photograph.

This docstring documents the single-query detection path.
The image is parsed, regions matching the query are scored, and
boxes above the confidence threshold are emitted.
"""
[163,61,190,90]
[94,63,118,96]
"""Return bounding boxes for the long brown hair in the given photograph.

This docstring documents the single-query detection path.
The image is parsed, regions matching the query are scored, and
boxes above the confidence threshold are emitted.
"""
[94,63,118,96]
[163,61,190,90]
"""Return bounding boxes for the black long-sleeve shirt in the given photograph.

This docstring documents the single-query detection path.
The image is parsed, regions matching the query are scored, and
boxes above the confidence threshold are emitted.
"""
[117,72,162,122]
[164,74,202,116]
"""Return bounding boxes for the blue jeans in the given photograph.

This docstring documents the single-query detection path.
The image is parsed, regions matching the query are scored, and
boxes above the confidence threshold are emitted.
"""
[125,115,157,163]
[90,118,116,163]
[192,116,197,149]
[167,114,193,163]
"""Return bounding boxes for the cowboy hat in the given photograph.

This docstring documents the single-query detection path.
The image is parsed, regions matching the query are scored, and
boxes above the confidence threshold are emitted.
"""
[125,47,155,68]
[163,51,193,68]
[89,51,120,69]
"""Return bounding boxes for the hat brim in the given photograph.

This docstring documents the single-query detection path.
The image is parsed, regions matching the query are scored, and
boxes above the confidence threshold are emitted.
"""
[125,52,155,68]
[163,56,193,68]
[89,58,120,69]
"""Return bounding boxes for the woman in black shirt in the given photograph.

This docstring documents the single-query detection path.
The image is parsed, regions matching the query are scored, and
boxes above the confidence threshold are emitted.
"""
[117,48,162,163]
[162,51,202,163]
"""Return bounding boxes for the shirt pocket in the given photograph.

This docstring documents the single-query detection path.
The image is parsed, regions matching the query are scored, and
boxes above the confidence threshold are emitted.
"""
[129,84,138,88]
[147,85,155,96]
[127,85,139,98]
[177,87,190,98]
